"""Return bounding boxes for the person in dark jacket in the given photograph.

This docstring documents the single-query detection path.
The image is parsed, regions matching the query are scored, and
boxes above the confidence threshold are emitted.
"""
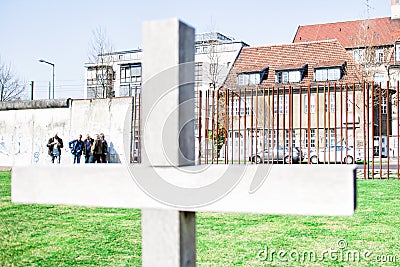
[92,134,103,163]
[99,133,108,163]
[83,134,94,164]
[47,133,64,164]
[69,134,84,164]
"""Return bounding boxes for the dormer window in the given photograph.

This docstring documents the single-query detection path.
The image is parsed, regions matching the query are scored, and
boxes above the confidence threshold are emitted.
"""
[237,67,268,86]
[313,61,345,82]
[238,73,260,85]
[275,64,307,84]
[314,68,341,81]
[275,70,301,83]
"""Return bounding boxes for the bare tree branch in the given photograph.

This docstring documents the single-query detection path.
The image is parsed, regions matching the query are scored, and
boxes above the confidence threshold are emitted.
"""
[87,27,115,98]
[0,57,26,101]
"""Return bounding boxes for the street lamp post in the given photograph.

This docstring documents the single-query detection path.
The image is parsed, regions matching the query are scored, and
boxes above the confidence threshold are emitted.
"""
[39,59,55,99]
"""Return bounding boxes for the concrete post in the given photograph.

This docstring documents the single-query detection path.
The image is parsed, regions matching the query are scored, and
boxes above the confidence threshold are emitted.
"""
[141,18,196,267]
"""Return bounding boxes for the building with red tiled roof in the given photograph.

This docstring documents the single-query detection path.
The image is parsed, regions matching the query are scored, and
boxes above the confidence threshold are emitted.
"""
[219,40,366,156]
[293,17,400,48]
[224,39,361,89]
[293,1,400,86]
[290,0,399,157]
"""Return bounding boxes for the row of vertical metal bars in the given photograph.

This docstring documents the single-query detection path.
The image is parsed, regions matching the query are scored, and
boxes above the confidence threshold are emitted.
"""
[194,82,399,179]
[130,82,399,179]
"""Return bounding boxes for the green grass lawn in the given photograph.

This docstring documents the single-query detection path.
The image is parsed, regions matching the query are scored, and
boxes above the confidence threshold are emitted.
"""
[1,170,400,266]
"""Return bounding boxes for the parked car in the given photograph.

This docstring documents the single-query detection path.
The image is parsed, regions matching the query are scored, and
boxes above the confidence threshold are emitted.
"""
[308,146,361,164]
[250,146,301,164]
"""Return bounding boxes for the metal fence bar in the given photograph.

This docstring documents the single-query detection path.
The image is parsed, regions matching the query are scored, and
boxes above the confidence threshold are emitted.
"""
[250,88,254,164]
[379,83,383,179]
[397,81,400,180]
[366,83,370,178]
[352,84,356,165]
[271,87,275,164]
[224,88,228,164]
[386,81,390,180]
[307,85,311,164]
[323,85,327,163]
[345,84,349,165]
[299,86,303,164]
[283,86,286,164]
[255,87,259,164]
[362,82,367,179]
[244,88,247,164]
[277,87,280,159]
[263,88,266,164]
[238,89,241,165]
[371,82,375,179]
[231,90,234,164]
[216,89,219,165]
[289,86,293,164]
[328,84,332,164]
[334,84,338,164]
[264,88,274,163]
[340,84,343,166]
[398,81,400,180]
[211,90,215,164]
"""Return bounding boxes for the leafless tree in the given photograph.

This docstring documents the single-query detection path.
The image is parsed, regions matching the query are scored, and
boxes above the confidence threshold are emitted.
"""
[207,37,229,159]
[0,57,26,101]
[206,38,224,91]
[87,27,115,98]
[352,19,396,107]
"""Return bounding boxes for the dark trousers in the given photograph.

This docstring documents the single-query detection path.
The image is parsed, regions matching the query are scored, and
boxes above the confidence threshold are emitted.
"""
[93,154,101,163]
[51,154,61,164]
[101,154,107,163]
[73,154,82,164]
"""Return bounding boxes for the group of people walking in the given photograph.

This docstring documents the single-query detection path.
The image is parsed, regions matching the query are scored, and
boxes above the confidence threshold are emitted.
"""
[47,133,108,164]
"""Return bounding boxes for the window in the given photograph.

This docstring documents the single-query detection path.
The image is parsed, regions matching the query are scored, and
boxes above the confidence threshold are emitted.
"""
[195,63,203,89]
[305,129,316,148]
[374,73,386,88]
[382,97,387,115]
[120,85,130,96]
[304,93,316,114]
[120,85,140,97]
[249,73,260,85]
[325,129,336,147]
[285,130,296,148]
[274,95,289,114]
[325,92,335,112]
[315,67,341,81]
[120,64,141,83]
[375,49,384,63]
[374,73,388,115]
[275,70,301,83]
[353,49,364,63]
[230,97,251,116]
[238,73,260,85]
[267,130,278,148]
[396,44,400,62]
[289,71,301,82]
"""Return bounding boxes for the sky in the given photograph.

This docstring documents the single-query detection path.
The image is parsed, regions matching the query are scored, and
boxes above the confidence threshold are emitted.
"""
[0,0,389,99]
